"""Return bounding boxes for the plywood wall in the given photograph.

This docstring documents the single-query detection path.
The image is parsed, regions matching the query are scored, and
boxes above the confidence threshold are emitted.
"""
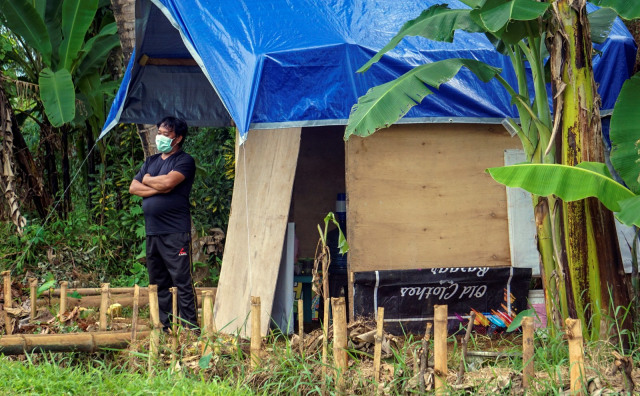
[214,128,301,336]
[346,123,522,273]
[293,127,346,258]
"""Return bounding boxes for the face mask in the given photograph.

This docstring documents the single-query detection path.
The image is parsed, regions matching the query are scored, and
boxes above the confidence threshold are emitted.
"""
[156,134,175,153]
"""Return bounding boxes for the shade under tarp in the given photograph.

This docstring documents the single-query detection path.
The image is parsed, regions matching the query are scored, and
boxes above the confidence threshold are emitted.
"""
[100,0,637,142]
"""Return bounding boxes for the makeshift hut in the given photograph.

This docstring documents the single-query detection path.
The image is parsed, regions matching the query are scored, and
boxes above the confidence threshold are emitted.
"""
[100,0,637,335]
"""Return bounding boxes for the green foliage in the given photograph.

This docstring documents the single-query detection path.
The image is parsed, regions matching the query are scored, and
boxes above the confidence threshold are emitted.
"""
[345,58,503,140]
[486,162,635,212]
[591,0,640,20]
[506,308,534,332]
[183,126,235,234]
[610,73,640,195]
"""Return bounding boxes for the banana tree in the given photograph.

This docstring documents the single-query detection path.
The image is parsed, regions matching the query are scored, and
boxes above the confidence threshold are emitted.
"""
[489,71,640,306]
[344,0,637,339]
[0,0,119,127]
[0,0,120,217]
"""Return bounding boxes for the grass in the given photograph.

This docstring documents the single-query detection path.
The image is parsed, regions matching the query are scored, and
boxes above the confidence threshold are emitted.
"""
[0,354,251,395]
[1,305,638,395]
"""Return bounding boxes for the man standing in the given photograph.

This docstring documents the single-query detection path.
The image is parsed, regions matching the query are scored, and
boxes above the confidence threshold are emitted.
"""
[129,116,198,331]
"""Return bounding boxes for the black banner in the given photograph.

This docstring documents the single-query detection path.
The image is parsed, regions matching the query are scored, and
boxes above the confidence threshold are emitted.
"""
[353,267,532,334]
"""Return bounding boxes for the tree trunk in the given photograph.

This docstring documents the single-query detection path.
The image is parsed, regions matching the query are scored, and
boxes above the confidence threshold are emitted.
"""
[41,125,59,206]
[0,85,50,219]
[110,0,158,158]
[85,122,96,216]
[110,0,135,65]
[61,126,71,218]
[0,86,27,235]
[548,0,631,341]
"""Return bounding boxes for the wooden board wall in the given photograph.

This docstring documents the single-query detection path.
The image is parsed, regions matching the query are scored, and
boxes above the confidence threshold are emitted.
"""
[293,127,346,258]
[346,123,521,274]
[214,128,301,336]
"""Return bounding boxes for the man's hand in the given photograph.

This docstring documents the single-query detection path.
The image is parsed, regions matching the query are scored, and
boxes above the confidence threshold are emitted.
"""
[129,179,162,197]
[142,171,186,193]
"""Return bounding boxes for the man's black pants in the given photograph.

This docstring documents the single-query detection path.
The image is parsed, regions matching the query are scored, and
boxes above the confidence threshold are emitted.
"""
[146,232,198,329]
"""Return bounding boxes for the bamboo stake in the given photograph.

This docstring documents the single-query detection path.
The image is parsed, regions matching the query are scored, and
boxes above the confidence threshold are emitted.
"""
[250,296,261,369]
[170,287,178,369]
[322,298,330,396]
[434,305,448,395]
[59,281,68,315]
[99,283,110,331]
[148,284,161,376]
[170,287,178,332]
[3,271,12,335]
[566,318,585,396]
[456,311,476,385]
[30,278,37,322]
[332,297,348,392]
[0,330,152,354]
[419,322,433,393]
[298,299,304,356]
[201,290,214,356]
[47,286,217,297]
[522,316,534,389]
[373,307,385,384]
[131,285,140,341]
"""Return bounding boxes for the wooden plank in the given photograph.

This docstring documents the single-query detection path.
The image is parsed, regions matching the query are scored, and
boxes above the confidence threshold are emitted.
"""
[214,128,301,336]
[346,123,520,276]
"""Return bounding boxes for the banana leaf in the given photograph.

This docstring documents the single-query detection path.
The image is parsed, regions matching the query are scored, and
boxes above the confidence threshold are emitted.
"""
[486,162,634,212]
[478,0,549,33]
[588,7,618,44]
[45,0,64,65]
[617,196,640,227]
[610,73,640,195]
[58,0,98,70]
[75,31,120,79]
[358,5,482,73]
[590,0,640,20]
[39,67,75,127]
[0,0,52,67]
[346,58,502,140]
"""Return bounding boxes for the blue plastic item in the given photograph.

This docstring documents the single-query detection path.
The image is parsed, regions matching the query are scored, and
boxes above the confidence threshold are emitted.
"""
[100,0,637,142]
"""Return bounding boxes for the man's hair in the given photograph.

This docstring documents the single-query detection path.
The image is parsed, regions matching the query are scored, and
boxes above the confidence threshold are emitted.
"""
[157,116,188,145]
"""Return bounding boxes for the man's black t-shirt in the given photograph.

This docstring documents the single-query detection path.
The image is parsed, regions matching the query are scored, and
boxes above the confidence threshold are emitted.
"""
[134,150,195,235]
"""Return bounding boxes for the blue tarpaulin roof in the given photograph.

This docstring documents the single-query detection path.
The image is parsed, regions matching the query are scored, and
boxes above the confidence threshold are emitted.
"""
[100,0,637,142]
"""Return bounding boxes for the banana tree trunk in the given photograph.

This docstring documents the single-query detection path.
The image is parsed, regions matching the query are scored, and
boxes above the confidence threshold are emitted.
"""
[549,0,631,340]
[0,88,26,235]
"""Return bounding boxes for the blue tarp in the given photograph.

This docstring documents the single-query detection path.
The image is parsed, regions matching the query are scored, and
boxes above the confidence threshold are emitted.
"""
[100,0,637,142]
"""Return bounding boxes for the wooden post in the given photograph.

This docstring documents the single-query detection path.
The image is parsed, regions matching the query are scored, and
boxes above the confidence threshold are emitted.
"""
[201,290,214,356]
[456,311,476,384]
[298,298,304,355]
[522,316,534,389]
[250,296,261,369]
[566,318,585,396]
[169,287,178,370]
[373,307,385,383]
[169,287,178,331]
[3,271,12,335]
[419,322,433,393]
[99,283,110,331]
[59,281,68,316]
[148,284,161,375]
[131,285,140,341]
[322,298,330,395]
[332,297,348,392]
[434,305,448,395]
[30,278,37,322]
